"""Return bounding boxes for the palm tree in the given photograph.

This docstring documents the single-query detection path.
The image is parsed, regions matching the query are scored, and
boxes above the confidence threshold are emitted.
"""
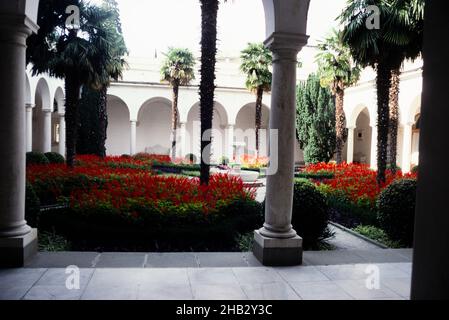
[316,29,361,164]
[161,48,196,160]
[27,0,118,167]
[198,0,222,185]
[240,43,272,156]
[340,0,424,183]
[95,0,128,158]
[387,0,424,173]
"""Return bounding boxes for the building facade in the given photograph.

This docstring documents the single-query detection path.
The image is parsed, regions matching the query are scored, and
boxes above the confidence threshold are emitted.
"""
[26,56,421,172]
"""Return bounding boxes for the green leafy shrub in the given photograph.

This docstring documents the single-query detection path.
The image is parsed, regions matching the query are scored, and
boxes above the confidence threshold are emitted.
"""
[353,225,401,248]
[317,184,377,228]
[25,183,40,228]
[26,152,49,166]
[39,199,263,251]
[295,171,335,180]
[292,179,332,249]
[411,165,419,174]
[44,152,65,164]
[377,179,417,247]
[38,230,71,252]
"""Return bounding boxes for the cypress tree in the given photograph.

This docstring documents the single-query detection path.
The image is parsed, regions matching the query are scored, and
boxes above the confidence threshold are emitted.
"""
[296,74,336,164]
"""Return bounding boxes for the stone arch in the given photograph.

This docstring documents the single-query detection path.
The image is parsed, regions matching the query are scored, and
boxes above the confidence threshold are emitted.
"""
[32,78,52,152]
[53,87,65,114]
[235,102,270,157]
[352,107,372,165]
[406,95,422,125]
[49,87,65,153]
[106,95,131,155]
[348,104,375,129]
[137,97,173,155]
[185,101,229,163]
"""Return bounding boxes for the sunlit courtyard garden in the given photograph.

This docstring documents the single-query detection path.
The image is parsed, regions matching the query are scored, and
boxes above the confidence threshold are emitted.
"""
[26,152,418,253]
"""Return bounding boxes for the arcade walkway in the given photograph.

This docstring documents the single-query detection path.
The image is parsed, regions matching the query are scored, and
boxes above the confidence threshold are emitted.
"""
[0,249,412,300]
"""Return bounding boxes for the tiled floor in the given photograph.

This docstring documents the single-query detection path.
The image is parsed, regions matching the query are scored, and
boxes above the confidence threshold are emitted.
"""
[0,262,412,300]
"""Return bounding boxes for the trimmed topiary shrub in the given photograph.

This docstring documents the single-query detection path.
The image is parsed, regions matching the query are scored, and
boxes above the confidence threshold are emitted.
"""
[26,152,49,166]
[44,152,65,164]
[25,183,41,228]
[292,179,332,249]
[377,179,417,247]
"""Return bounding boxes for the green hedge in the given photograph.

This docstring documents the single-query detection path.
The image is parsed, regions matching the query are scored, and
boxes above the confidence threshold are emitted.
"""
[26,152,50,166]
[25,183,40,228]
[316,184,377,228]
[292,179,332,249]
[44,152,65,164]
[295,172,335,180]
[377,179,417,247]
[38,199,263,251]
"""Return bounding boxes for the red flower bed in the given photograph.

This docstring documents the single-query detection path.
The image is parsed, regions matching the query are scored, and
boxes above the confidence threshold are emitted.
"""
[70,174,255,214]
[305,162,417,205]
[27,155,255,214]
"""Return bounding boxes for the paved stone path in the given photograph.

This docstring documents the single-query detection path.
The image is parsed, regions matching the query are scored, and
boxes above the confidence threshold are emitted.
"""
[0,250,412,300]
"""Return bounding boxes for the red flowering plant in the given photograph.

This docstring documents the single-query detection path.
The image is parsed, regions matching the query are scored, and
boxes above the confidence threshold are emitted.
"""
[305,162,418,207]
[27,155,256,212]
[239,154,269,169]
[69,174,256,217]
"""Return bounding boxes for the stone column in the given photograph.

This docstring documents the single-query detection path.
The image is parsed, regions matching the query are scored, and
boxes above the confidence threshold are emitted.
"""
[370,125,378,170]
[253,32,308,266]
[227,124,235,162]
[347,126,355,164]
[58,113,66,156]
[411,0,449,299]
[130,120,137,156]
[401,123,413,173]
[0,14,38,267]
[42,109,52,153]
[177,122,187,159]
[25,104,34,152]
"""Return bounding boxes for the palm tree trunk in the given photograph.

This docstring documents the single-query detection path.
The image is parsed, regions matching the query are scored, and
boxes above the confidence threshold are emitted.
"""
[97,87,108,158]
[171,84,180,160]
[199,0,219,186]
[65,74,82,168]
[255,86,264,156]
[388,68,400,174]
[335,88,346,164]
[376,63,392,184]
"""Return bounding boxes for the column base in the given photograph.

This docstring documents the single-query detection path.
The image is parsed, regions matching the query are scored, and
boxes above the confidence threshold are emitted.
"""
[0,229,38,268]
[253,230,303,266]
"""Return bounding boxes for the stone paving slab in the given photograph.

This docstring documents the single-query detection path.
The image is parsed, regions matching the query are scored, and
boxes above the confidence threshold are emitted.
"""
[95,253,147,268]
[25,252,100,268]
[0,263,412,300]
[145,253,198,268]
[19,249,413,269]
[196,253,249,268]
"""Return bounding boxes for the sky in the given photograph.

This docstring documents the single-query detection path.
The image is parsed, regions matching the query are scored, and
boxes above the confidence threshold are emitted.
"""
[96,0,348,59]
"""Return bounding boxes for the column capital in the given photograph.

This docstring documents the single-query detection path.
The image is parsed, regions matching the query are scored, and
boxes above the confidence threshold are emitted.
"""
[0,14,38,39]
[347,126,356,130]
[264,32,309,58]
[25,103,35,110]
[42,108,52,114]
